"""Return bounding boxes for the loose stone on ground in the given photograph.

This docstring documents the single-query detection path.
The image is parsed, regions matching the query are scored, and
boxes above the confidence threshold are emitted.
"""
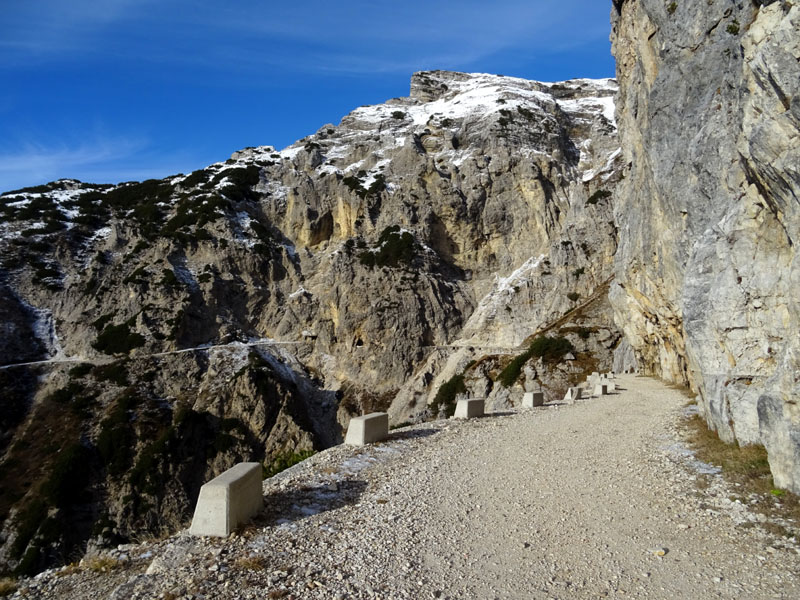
[9,375,799,599]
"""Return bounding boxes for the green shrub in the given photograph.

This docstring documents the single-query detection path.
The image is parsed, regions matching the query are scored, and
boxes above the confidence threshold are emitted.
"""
[250,221,273,244]
[46,383,82,404]
[667,2,677,15]
[123,266,148,285]
[212,418,248,454]
[498,354,530,388]
[129,427,173,495]
[517,106,537,121]
[586,189,612,205]
[342,173,385,199]
[391,111,406,120]
[91,313,114,331]
[431,374,466,417]
[358,251,376,267]
[263,450,316,479]
[567,292,580,302]
[181,169,211,188]
[498,336,575,387]
[92,323,145,355]
[726,19,739,35]
[68,363,93,378]
[160,268,178,287]
[572,267,585,278]
[529,336,574,362]
[213,166,260,202]
[92,361,129,386]
[162,194,227,235]
[359,225,416,269]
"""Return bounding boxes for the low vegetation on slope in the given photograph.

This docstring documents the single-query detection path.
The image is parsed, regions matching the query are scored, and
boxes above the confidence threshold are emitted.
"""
[685,411,800,538]
[498,336,574,388]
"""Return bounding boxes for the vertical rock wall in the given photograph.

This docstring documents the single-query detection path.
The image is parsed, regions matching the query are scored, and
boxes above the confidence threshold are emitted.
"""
[611,0,800,491]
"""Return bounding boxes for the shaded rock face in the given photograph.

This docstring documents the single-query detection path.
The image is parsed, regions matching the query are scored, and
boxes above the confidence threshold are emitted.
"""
[611,1,800,491]
[0,70,621,573]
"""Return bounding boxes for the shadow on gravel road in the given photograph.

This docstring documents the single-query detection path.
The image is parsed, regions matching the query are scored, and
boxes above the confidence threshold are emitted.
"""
[256,479,368,525]
[388,427,438,441]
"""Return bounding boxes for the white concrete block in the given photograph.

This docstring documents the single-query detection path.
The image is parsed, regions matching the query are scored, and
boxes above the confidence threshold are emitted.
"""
[522,392,545,408]
[345,412,389,446]
[189,462,263,537]
[606,380,616,392]
[455,399,484,419]
[592,383,608,397]
[564,387,582,403]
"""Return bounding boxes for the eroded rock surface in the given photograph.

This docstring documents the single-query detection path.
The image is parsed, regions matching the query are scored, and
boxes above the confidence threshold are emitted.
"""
[611,1,800,491]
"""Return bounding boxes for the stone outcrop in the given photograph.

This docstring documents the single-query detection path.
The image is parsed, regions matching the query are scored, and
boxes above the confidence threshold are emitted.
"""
[611,1,800,491]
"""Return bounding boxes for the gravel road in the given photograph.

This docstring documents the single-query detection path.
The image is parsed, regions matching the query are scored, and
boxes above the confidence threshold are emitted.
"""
[13,375,800,599]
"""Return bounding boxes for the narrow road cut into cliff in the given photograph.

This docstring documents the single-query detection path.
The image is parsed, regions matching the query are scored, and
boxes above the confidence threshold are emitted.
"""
[16,376,800,600]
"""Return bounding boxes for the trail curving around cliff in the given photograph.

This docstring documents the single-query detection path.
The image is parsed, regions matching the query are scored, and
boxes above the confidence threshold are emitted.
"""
[14,375,800,599]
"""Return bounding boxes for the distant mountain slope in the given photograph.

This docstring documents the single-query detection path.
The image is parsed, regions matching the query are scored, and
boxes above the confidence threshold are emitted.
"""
[0,70,622,575]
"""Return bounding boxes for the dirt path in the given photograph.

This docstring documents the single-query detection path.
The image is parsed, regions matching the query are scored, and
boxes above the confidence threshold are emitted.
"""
[14,375,800,600]
[411,375,799,598]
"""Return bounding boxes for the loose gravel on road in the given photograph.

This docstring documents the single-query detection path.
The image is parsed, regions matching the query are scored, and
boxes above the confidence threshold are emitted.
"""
[11,375,800,599]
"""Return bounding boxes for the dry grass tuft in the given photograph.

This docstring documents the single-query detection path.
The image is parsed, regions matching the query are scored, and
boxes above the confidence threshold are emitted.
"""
[83,556,120,573]
[234,555,268,571]
[685,413,800,533]
[0,578,17,597]
[686,414,773,492]
[55,563,82,577]
[667,382,697,401]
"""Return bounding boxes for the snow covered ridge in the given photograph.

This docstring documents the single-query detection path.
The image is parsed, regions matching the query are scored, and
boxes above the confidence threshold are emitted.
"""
[346,70,616,131]
[0,70,618,257]
[267,70,618,189]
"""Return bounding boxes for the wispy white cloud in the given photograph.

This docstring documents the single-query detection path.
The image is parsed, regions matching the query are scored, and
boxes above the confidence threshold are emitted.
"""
[0,0,611,75]
[0,136,149,191]
[0,0,160,63]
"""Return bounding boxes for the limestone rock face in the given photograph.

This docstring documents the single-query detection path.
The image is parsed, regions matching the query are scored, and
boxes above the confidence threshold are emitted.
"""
[0,70,621,572]
[611,1,800,491]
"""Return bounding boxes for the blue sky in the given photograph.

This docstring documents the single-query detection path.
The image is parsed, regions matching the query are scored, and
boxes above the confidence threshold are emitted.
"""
[0,0,615,193]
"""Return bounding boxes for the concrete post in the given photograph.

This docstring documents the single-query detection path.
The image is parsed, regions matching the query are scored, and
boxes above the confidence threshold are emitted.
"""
[455,399,484,419]
[345,412,389,446]
[189,463,263,537]
[522,392,545,408]
[592,383,608,397]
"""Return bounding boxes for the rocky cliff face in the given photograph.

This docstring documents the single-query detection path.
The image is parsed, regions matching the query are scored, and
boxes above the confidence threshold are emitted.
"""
[611,1,800,491]
[0,70,622,574]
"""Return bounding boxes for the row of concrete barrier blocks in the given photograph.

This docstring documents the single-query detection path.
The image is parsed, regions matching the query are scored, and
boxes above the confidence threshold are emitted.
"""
[189,377,618,537]
[587,371,616,396]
